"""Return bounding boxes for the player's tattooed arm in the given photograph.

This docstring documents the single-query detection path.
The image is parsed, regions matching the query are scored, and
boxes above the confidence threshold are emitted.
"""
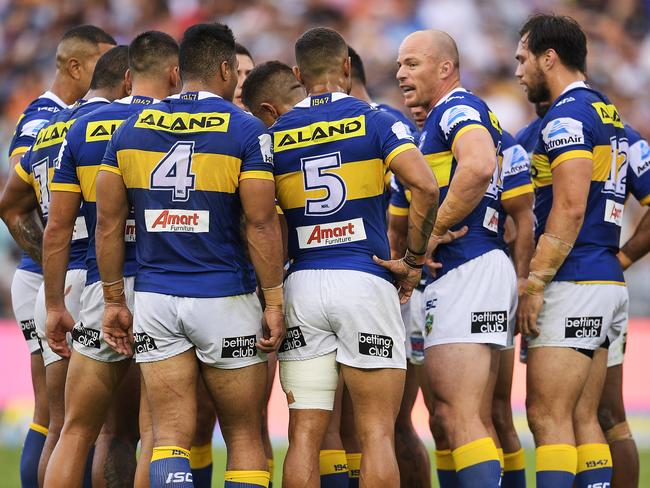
[0,170,43,265]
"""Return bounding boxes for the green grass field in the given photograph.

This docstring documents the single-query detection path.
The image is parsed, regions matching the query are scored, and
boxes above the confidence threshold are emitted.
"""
[0,446,648,487]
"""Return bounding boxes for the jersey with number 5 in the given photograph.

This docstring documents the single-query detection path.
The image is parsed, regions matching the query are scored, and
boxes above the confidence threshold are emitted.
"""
[271,92,417,281]
[532,82,627,283]
[101,91,273,298]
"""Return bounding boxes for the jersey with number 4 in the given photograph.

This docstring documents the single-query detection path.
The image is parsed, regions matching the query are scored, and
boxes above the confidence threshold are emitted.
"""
[15,98,109,271]
[271,92,417,281]
[52,96,155,285]
[419,87,504,278]
[101,91,272,298]
[532,82,627,283]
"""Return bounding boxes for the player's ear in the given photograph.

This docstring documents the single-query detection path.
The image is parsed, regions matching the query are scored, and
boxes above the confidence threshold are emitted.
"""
[343,56,351,78]
[439,59,452,80]
[124,69,133,96]
[67,56,82,81]
[542,48,556,71]
[220,60,231,82]
[170,65,181,91]
[260,102,279,122]
[293,66,303,86]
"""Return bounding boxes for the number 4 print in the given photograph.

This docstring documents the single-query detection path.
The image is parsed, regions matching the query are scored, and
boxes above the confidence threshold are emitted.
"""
[302,152,347,216]
[150,141,196,202]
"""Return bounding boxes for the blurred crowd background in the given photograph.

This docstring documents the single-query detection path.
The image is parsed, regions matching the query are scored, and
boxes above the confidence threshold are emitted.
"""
[0,0,649,315]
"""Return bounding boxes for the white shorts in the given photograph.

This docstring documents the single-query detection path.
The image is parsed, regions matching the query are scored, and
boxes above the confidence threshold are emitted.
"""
[407,288,425,365]
[133,291,267,369]
[528,282,628,351]
[279,269,406,370]
[422,250,517,349]
[34,269,86,367]
[11,269,43,354]
[72,278,135,362]
[607,318,628,367]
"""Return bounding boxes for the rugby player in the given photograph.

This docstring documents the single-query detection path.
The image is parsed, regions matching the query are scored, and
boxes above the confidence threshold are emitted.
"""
[0,45,129,488]
[271,27,439,487]
[234,42,255,109]
[515,14,628,487]
[347,45,431,488]
[397,29,513,487]
[2,25,115,487]
[95,23,284,488]
[42,31,180,488]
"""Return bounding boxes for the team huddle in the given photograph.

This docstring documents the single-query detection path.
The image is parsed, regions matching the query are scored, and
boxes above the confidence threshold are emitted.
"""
[1,12,649,488]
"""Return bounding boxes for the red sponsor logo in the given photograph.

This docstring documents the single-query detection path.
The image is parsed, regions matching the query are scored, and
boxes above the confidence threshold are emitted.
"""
[151,209,200,229]
[307,222,355,245]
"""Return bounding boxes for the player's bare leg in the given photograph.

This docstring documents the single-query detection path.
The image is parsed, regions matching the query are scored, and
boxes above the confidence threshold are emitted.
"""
[480,350,501,450]
[30,352,49,432]
[43,352,131,488]
[572,348,612,487]
[93,362,140,487]
[284,409,331,487]
[37,359,68,487]
[340,382,362,486]
[202,362,269,484]
[262,352,277,479]
[341,366,404,487]
[134,375,152,488]
[395,362,431,487]
[598,364,639,488]
[318,378,348,486]
[190,377,217,487]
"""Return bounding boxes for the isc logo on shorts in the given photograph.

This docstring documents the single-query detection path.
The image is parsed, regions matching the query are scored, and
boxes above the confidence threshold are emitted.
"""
[71,323,101,348]
[20,319,37,341]
[280,327,307,352]
[565,316,603,338]
[221,335,256,358]
[134,332,158,354]
[358,332,393,358]
[144,209,209,233]
[296,218,366,249]
[471,311,507,334]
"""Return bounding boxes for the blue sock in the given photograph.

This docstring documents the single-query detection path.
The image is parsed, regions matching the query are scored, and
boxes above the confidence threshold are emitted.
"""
[503,449,526,488]
[453,438,502,488]
[20,423,47,488]
[190,444,212,488]
[536,444,577,488]
[575,444,612,488]
[83,445,95,488]
[150,446,193,487]
[319,450,349,487]
[435,449,457,487]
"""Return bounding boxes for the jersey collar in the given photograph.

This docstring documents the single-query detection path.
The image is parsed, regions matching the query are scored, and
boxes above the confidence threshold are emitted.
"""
[168,91,223,101]
[434,87,468,108]
[39,90,68,109]
[294,91,350,108]
[560,80,589,95]
[85,96,110,104]
[115,95,160,105]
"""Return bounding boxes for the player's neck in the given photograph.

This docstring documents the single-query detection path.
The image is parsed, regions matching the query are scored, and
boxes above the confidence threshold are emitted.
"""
[181,81,227,99]
[49,73,81,105]
[427,78,461,112]
[548,69,586,103]
[131,81,171,101]
[305,73,349,97]
[350,84,371,103]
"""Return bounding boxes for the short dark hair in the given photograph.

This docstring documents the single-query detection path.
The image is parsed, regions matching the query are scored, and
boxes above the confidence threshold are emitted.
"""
[241,61,294,110]
[295,27,348,79]
[348,46,366,86]
[235,42,254,62]
[90,45,128,89]
[179,23,236,81]
[128,31,179,75]
[519,14,587,73]
[61,25,116,46]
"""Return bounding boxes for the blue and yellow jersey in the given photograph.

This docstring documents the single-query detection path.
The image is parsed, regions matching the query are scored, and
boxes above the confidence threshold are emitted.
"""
[101,91,272,298]
[625,124,650,206]
[501,130,533,201]
[419,87,504,278]
[532,81,627,283]
[515,117,543,156]
[270,92,417,281]
[51,95,154,285]
[10,91,68,274]
[15,98,109,271]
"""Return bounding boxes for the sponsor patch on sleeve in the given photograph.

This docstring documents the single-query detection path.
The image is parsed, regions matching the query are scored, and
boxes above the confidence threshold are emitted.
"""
[391,121,414,141]
[20,118,49,138]
[258,133,273,164]
[630,139,650,177]
[439,104,482,137]
[502,145,530,177]
[541,117,584,150]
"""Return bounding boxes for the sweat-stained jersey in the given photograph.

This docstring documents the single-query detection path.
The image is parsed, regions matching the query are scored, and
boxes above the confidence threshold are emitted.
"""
[51,95,155,285]
[15,98,109,271]
[626,124,650,206]
[271,92,417,281]
[418,87,505,278]
[531,81,627,283]
[9,91,68,274]
[100,91,272,297]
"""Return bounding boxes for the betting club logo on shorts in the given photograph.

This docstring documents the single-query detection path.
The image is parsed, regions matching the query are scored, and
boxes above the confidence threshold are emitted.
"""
[542,117,584,150]
[280,327,307,353]
[71,323,100,349]
[565,316,603,339]
[20,319,37,341]
[358,332,393,358]
[221,335,256,359]
[296,218,367,249]
[134,332,158,354]
[144,209,209,233]
[471,311,507,334]
[439,104,482,136]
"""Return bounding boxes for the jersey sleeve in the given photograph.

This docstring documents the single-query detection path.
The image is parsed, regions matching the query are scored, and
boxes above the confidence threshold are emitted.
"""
[627,137,650,205]
[388,175,410,216]
[501,142,533,200]
[438,99,490,152]
[9,112,51,159]
[371,110,417,167]
[239,116,274,181]
[15,147,34,185]
[540,104,595,170]
[51,126,81,192]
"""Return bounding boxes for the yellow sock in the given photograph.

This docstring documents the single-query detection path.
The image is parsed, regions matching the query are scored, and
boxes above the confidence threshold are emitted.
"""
[151,445,190,462]
[576,443,612,487]
[536,444,577,487]
[319,450,348,475]
[29,423,48,436]
[452,437,501,485]
[224,470,270,487]
[267,459,274,480]
[435,449,455,471]
[189,443,212,469]
[504,448,525,472]
[346,452,361,480]
[497,447,504,470]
